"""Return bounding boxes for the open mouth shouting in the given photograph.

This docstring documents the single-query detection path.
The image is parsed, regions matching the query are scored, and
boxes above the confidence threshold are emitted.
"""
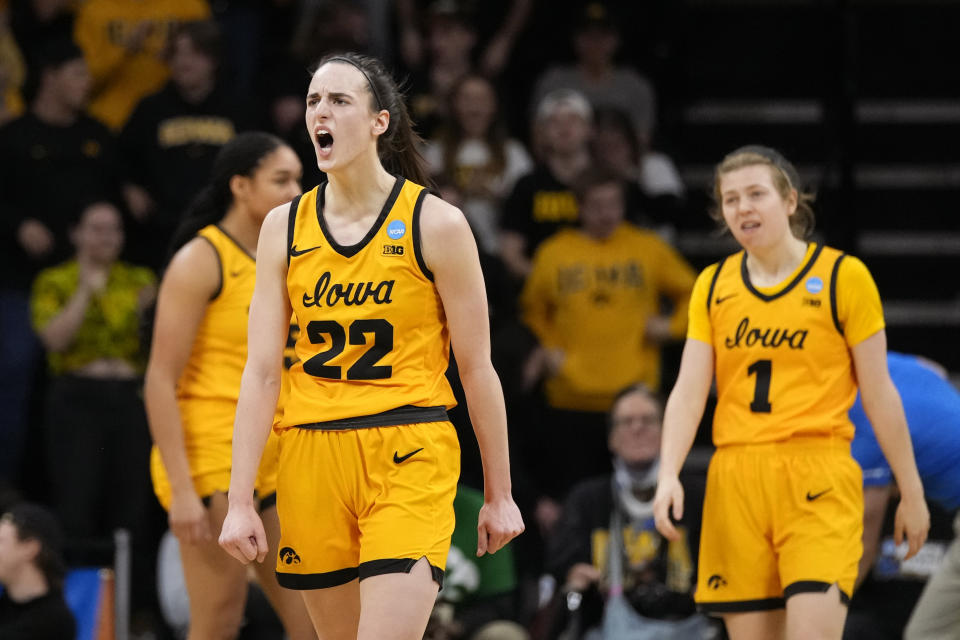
[315,128,334,156]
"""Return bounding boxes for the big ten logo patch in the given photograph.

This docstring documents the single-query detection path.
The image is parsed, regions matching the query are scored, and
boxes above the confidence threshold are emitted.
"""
[382,244,405,256]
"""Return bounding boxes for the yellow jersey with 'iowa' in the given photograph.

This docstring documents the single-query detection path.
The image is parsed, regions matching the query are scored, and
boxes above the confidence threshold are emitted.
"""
[177,225,255,403]
[687,243,885,446]
[280,177,456,429]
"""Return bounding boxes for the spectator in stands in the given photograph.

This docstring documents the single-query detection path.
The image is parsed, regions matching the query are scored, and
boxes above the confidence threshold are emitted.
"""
[591,107,684,231]
[0,502,75,640]
[424,73,533,256]
[406,1,480,139]
[120,19,250,270]
[543,384,712,639]
[395,0,532,80]
[29,200,156,630]
[520,167,694,499]
[841,352,960,639]
[530,2,656,147]
[73,0,210,131]
[500,89,592,280]
[0,38,120,488]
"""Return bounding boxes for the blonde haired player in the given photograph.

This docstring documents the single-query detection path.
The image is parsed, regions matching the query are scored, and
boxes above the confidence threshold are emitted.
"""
[652,146,929,640]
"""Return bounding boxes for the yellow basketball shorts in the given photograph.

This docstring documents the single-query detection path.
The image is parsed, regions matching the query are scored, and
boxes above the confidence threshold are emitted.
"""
[274,420,460,590]
[696,437,863,614]
[151,398,281,511]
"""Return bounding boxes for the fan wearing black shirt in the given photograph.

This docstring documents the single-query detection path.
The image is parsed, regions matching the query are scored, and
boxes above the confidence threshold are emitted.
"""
[0,502,75,640]
[0,38,120,487]
[120,20,253,270]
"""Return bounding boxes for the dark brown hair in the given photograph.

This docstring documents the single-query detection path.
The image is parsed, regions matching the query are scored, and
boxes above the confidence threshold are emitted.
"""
[710,146,816,239]
[573,165,625,203]
[607,383,664,433]
[439,74,508,186]
[315,52,431,186]
[2,503,67,591]
[165,20,223,64]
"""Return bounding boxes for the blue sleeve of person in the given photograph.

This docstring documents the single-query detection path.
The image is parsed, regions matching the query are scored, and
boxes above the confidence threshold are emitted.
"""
[850,352,960,510]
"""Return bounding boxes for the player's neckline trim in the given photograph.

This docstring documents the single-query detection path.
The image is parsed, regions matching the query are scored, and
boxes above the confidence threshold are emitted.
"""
[214,224,256,262]
[740,243,823,302]
[315,175,405,259]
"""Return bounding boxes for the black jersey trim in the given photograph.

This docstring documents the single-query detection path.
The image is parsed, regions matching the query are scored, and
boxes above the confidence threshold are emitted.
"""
[277,567,358,590]
[214,224,255,261]
[196,235,223,301]
[294,405,448,431]
[286,193,303,267]
[257,491,277,512]
[783,580,850,606]
[829,254,847,335]
[411,187,433,281]
[741,242,824,302]
[316,176,405,259]
[359,558,444,588]
[698,597,785,613]
[705,255,730,312]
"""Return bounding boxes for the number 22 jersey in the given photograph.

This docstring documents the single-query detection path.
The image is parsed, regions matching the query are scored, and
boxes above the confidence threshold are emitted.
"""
[279,177,456,429]
[687,243,885,446]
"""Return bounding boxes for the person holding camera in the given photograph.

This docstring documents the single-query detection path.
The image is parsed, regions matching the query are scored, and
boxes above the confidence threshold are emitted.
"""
[544,384,714,639]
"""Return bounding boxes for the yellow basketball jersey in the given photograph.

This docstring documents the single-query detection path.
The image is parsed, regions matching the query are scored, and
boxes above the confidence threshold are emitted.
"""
[177,225,254,404]
[687,243,884,446]
[280,177,456,429]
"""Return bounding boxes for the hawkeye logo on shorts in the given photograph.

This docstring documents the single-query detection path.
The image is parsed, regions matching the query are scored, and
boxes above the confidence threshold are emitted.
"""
[387,219,406,239]
[707,574,727,590]
[279,547,302,565]
[382,244,405,256]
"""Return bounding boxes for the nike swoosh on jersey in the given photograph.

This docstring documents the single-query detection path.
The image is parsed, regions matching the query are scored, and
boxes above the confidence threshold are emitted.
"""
[290,244,322,257]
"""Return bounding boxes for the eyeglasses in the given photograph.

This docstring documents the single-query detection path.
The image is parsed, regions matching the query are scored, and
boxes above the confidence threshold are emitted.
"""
[612,414,660,430]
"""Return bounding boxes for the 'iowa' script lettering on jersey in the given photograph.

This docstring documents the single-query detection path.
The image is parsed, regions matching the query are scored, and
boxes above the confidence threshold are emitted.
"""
[302,271,395,308]
[724,316,809,349]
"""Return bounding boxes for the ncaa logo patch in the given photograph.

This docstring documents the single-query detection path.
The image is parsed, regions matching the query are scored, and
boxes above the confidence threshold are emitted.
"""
[387,219,406,240]
[805,276,824,294]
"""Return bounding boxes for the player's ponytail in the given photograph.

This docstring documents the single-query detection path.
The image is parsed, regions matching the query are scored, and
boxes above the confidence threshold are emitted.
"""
[165,131,286,265]
[317,52,432,187]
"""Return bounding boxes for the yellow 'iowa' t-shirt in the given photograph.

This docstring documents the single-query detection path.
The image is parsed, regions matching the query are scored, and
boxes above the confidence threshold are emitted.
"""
[521,222,695,410]
[687,243,884,446]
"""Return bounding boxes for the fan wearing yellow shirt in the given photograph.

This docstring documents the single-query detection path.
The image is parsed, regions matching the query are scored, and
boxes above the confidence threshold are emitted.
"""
[521,166,695,497]
[144,132,315,640]
[652,146,930,640]
[73,0,210,130]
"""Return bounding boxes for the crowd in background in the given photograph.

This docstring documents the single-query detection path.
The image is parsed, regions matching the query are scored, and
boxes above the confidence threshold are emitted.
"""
[0,1,952,639]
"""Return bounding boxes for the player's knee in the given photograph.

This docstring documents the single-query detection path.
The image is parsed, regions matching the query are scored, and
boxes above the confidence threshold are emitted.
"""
[188,598,245,639]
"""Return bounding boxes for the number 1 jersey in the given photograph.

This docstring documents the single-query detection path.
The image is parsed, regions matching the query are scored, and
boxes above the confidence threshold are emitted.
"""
[280,177,456,429]
[687,243,885,446]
